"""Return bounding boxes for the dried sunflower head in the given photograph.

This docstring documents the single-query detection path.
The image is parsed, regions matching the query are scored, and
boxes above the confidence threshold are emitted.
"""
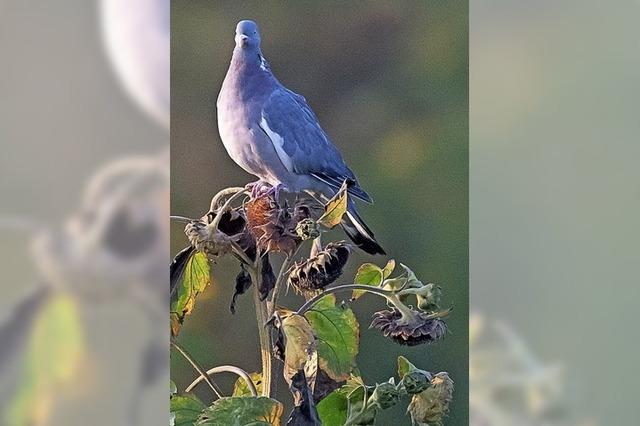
[183,209,247,257]
[184,220,231,257]
[407,372,454,426]
[370,308,447,346]
[288,242,351,293]
[245,195,311,254]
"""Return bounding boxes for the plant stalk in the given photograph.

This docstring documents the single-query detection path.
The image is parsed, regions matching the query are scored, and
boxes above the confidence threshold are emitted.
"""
[185,365,258,396]
[296,284,394,315]
[249,261,274,397]
[170,339,224,400]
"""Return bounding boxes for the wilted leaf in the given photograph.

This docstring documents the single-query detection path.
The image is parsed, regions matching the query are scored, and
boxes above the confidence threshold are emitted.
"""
[407,372,454,426]
[352,263,384,300]
[232,372,263,397]
[287,369,321,425]
[6,294,84,426]
[317,181,349,229]
[171,393,206,426]
[170,250,211,336]
[313,368,345,404]
[269,311,320,425]
[304,295,359,381]
[197,396,283,426]
[230,264,252,314]
[278,313,317,377]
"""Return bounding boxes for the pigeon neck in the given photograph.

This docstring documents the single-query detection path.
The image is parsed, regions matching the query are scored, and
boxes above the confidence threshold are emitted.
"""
[232,47,266,71]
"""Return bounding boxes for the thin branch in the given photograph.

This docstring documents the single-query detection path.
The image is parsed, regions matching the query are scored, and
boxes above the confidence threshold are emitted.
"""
[296,284,394,316]
[185,365,258,396]
[268,244,302,311]
[230,240,254,266]
[170,340,224,399]
[170,215,194,223]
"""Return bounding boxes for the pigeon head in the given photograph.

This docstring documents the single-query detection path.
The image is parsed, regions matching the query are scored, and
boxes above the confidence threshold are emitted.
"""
[235,20,261,50]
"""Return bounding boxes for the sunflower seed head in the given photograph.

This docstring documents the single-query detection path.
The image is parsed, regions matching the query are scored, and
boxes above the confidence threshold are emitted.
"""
[370,308,447,346]
[288,241,351,293]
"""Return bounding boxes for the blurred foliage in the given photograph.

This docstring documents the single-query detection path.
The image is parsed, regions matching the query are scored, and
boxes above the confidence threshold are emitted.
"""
[171,1,467,423]
[6,294,84,426]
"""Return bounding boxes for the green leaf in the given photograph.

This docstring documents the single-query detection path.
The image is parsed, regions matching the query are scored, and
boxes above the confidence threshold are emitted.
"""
[232,372,263,397]
[316,388,349,426]
[197,396,283,425]
[317,378,379,426]
[171,393,207,426]
[170,250,211,337]
[6,294,84,426]
[170,380,178,396]
[381,259,396,279]
[352,263,384,300]
[397,355,414,377]
[304,294,359,381]
[317,180,349,228]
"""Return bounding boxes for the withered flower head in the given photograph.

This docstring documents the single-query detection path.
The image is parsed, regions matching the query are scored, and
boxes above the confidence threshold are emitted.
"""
[288,242,351,293]
[407,372,454,426]
[370,380,402,409]
[402,370,433,395]
[184,220,231,257]
[183,209,247,257]
[370,309,447,346]
[295,218,320,240]
[245,195,311,254]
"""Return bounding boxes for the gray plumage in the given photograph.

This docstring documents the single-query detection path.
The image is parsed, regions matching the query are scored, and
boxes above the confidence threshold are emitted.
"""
[217,20,384,255]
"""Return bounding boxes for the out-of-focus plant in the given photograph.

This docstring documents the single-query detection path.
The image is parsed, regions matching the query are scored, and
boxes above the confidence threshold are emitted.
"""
[170,182,454,425]
[469,314,594,426]
[0,151,169,425]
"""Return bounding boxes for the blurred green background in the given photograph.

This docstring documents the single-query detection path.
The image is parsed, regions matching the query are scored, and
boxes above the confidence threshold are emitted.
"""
[171,1,468,424]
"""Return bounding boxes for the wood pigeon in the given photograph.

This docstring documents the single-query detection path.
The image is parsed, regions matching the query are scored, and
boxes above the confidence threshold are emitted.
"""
[217,20,385,255]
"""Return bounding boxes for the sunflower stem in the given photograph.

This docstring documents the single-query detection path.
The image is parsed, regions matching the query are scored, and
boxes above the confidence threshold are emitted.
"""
[386,293,418,325]
[249,261,274,398]
[296,284,396,315]
[185,364,258,396]
[208,187,248,231]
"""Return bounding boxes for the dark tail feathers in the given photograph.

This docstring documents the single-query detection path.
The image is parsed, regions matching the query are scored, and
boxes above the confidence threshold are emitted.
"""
[340,202,385,255]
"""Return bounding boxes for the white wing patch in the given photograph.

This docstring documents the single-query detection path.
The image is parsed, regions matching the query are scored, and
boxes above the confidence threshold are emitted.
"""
[260,114,294,172]
[259,55,268,72]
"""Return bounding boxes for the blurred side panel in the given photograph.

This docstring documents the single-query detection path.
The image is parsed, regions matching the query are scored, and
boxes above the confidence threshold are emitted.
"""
[471,1,638,424]
[0,0,168,424]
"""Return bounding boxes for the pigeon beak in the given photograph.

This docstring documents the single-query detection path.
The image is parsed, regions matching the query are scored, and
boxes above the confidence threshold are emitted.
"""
[240,34,249,45]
